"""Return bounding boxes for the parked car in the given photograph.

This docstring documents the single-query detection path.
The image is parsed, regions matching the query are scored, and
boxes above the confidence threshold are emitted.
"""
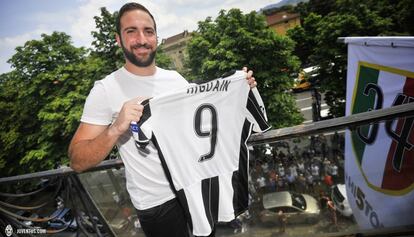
[292,78,312,92]
[331,184,353,217]
[260,191,320,225]
[292,66,319,92]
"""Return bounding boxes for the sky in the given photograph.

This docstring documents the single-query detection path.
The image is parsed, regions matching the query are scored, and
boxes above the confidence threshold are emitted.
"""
[0,0,281,74]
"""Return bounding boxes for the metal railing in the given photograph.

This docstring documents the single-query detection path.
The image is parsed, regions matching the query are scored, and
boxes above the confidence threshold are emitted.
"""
[0,102,413,236]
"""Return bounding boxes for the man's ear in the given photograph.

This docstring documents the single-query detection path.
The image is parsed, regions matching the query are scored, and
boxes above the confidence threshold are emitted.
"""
[115,33,121,47]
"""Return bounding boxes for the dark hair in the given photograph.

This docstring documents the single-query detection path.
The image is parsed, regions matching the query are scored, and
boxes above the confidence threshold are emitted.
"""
[116,2,157,35]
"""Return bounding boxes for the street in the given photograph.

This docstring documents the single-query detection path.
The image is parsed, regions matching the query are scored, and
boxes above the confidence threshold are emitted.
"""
[293,89,329,123]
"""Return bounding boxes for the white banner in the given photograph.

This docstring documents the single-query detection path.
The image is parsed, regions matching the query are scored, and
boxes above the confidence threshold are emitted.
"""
[344,37,414,229]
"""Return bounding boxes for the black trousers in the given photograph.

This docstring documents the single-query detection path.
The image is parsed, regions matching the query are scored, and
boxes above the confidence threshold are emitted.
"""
[136,198,190,237]
[136,197,216,237]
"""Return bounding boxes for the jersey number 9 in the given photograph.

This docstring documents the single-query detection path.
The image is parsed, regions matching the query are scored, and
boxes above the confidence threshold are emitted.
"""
[194,104,218,162]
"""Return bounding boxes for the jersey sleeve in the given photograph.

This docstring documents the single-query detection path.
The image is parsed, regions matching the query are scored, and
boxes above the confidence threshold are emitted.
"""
[80,81,113,125]
[245,87,271,133]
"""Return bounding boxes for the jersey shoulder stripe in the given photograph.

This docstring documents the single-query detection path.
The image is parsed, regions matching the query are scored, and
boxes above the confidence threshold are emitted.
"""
[247,90,271,132]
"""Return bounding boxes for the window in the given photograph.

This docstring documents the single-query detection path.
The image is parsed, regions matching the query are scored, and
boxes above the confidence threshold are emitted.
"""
[291,193,306,210]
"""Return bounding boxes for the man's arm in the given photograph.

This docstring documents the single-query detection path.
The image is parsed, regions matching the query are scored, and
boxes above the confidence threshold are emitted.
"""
[68,123,120,172]
[69,97,145,172]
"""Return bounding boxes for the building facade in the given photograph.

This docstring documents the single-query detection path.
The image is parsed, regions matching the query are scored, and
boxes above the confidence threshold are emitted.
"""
[263,9,301,35]
[160,30,192,71]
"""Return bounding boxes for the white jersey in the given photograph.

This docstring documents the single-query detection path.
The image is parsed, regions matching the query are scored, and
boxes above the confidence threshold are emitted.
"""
[135,71,271,236]
[80,66,189,210]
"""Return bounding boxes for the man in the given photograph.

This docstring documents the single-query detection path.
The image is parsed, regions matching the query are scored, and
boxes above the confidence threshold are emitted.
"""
[327,198,338,228]
[278,210,287,233]
[68,2,257,237]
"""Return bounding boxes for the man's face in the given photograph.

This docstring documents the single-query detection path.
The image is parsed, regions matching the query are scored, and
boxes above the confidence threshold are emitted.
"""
[117,10,157,67]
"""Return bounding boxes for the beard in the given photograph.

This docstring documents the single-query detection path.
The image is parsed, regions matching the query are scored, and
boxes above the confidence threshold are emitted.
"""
[121,41,156,67]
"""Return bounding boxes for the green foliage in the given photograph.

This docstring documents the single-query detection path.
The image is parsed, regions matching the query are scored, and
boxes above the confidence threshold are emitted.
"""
[187,9,303,128]
[287,13,322,67]
[288,0,409,117]
[91,7,123,74]
[0,33,107,177]
[155,47,173,69]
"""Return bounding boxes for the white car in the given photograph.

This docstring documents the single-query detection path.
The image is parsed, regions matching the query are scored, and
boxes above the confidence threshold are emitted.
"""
[260,191,321,225]
[331,184,352,217]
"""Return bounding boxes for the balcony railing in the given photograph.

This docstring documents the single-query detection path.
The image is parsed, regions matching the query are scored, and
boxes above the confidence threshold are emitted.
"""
[1,102,413,237]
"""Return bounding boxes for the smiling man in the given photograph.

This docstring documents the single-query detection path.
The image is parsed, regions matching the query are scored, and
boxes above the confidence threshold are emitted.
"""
[116,6,158,70]
[68,2,257,237]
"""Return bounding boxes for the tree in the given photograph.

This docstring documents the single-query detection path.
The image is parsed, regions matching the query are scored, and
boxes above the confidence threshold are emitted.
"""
[287,0,408,117]
[0,32,106,177]
[286,13,322,67]
[155,47,173,70]
[91,7,123,74]
[186,9,303,128]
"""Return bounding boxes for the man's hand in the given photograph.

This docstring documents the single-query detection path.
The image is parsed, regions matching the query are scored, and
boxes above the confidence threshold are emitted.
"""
[109,96,147,136]
[243,67,257,88]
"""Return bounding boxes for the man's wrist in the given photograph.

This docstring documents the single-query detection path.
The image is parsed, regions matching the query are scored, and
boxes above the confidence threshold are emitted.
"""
[107,124,124,138]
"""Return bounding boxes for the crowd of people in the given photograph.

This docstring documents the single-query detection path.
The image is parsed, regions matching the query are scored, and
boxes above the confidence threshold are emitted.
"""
[246,132,346,231]
[249,132,345,204]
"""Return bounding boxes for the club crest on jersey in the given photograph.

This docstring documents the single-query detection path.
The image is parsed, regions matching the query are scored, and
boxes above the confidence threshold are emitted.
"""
[350,61,414,195]
[187,80,231,95]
